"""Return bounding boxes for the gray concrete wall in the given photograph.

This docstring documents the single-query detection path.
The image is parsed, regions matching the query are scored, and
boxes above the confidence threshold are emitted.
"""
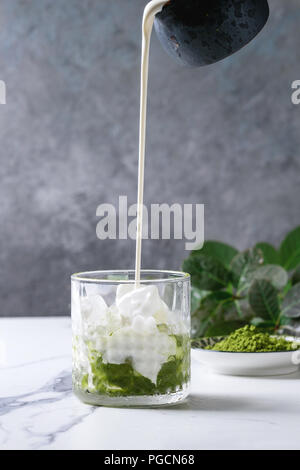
[0,0,299,316]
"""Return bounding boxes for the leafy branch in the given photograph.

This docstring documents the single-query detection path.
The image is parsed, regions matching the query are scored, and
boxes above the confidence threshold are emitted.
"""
[183,227,300,338]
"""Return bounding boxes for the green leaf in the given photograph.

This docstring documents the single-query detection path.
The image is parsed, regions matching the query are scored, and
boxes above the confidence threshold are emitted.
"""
[250,265,288,291]
[182,253,231,291]
[279,226,300,270]
[230,247,264,290]
[250,317,276,329]
[194,291,233,322]
[191,291,234,338]
[205,320,248,338]
[292,266,300,286]
[279,315,292,326]
[204,291,233,302]
[249,279,280,321]
[282,284,300,319]
[234,264,288,294]
[255,243,280,265]
[193,241,238,268]
[190,286,209,315]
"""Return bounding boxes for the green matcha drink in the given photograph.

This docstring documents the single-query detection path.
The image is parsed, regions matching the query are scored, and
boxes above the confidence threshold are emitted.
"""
[72,271,191,406]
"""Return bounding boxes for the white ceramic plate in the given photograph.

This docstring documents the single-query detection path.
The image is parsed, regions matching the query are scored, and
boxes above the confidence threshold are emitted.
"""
[192,336,300,376]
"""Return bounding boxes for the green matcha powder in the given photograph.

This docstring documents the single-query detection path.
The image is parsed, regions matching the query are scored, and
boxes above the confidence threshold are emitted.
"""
[206,325,300,353]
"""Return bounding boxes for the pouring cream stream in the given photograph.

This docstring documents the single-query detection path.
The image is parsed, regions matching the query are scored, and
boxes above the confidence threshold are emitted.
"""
[135,0,167,286]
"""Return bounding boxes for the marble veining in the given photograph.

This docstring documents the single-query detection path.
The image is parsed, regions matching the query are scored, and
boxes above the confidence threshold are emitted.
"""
[0,367,97,449]
[0,317,300,450]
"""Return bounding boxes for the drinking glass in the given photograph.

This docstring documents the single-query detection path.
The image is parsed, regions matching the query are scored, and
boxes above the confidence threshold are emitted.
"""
[71,270,191,407]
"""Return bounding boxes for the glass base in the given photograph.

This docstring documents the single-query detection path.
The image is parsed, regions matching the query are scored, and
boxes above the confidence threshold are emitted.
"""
[73,385,190,408]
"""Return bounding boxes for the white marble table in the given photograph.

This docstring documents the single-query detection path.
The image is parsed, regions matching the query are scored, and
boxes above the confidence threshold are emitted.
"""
[0,317,300,450]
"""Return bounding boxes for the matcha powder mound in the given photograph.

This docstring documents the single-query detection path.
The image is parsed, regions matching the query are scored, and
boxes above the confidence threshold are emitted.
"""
[206,325,300,353]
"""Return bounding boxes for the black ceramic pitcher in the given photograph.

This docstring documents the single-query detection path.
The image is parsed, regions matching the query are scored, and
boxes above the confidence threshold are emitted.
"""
[154,0,269,67]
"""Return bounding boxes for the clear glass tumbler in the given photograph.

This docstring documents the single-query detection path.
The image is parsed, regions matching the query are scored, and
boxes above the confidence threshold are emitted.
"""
[71,270,191,407]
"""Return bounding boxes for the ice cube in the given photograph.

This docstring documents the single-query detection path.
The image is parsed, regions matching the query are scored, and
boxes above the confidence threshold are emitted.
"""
[144,316,157,334]
[116,284,135,300]
[80,295,108,327]
[106,304,122,334]
[116,285,169,323]
[132,315,157,335]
